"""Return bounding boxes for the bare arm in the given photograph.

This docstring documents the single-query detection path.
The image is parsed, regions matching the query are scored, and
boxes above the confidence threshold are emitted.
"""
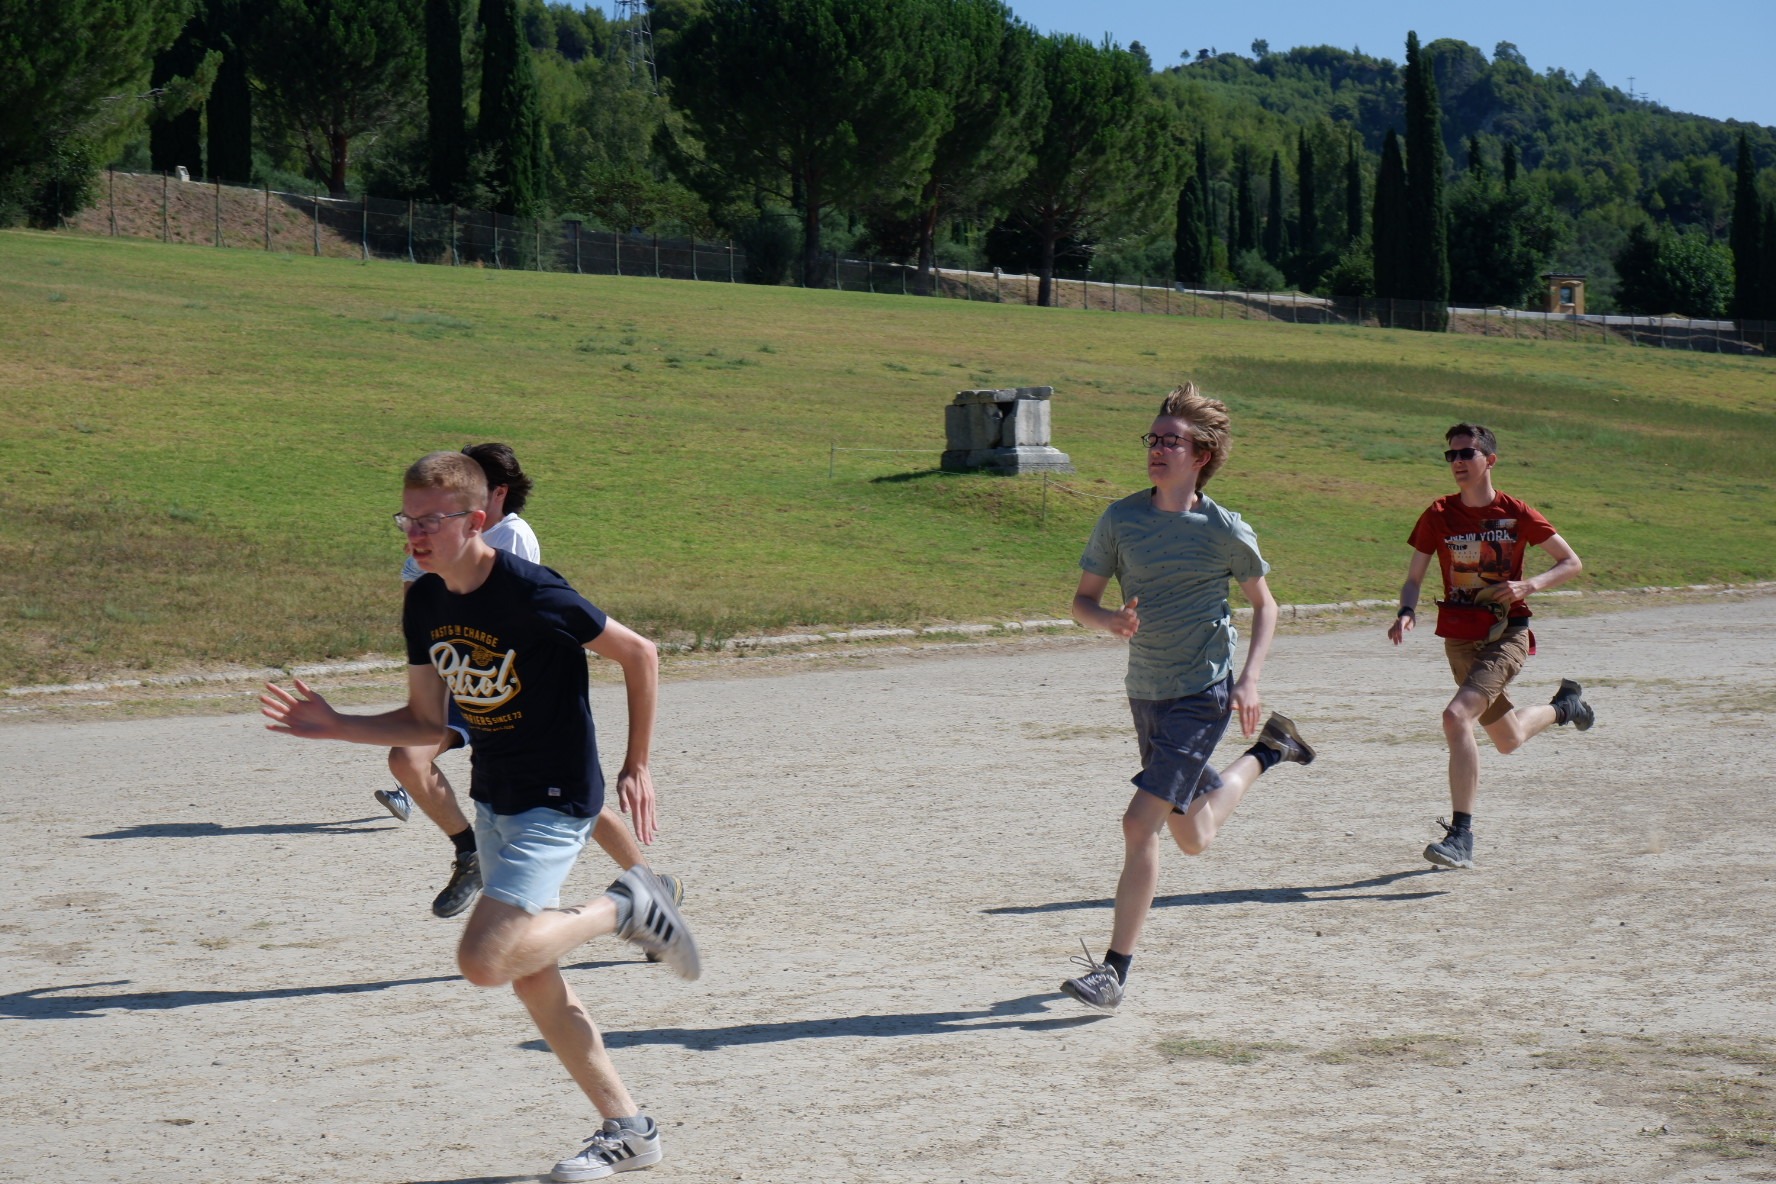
[1476,533,1583,607]
[262,664,449,747]
[1388,549,1436,645]
[586,618,661,844]
[1072,571,1139,638]
[1230,573,1277,737]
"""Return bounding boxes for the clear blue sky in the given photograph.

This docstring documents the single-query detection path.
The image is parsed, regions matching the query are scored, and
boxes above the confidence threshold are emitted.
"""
[1000,0,1776,128]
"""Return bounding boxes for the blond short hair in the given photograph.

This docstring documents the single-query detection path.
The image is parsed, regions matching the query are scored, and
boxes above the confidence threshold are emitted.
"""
[1157,382,1232,489]
[404,450,487,511]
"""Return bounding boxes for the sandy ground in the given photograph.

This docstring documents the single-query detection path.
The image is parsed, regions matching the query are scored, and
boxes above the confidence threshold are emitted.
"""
[4,596,1775,1184]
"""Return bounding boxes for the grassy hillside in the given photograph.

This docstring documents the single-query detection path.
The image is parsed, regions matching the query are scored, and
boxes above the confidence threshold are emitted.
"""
[2,230,1772,686]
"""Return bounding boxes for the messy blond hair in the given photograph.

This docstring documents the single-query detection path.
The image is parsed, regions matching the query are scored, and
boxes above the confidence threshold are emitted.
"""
[404,450,487,511]
[1157,382,1232,489]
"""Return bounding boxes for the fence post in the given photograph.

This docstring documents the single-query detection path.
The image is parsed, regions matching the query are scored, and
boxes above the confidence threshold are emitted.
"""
[312,193,319,256]
[263,185,271,251]
[614,230,620,276]
[691,238,698,282]
[653,232,660,278]
[408,199,415,263]
[1111,276,1116,312]
[535,220,542,271]
[573,222,581,274]
[108,169,116,236]
[162,172,170,242]
[995,269,1001,303]
[361,194,369,261]
[213,178,220,247]
[450,205,457,265]
[728,239,735,283]
[835,251,843,292]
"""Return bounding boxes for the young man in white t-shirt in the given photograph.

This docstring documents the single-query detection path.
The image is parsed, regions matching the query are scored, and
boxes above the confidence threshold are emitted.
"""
[380,444,680,925]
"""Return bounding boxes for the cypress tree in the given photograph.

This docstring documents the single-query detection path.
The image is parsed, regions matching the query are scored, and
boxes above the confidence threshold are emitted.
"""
[1403,31,1450,324]
[1762,200,1776,321]
[1297,130,1317,259]
[1235,150,1257,254]
[205,38,254,182]
[426,0,468,200]
[1467,134,1484,180]
[1372,129,1408,301]
[1502,141,1518,188]
[1195,134,1212,246]
[1345,131,1362,243]
[149,24,204,176]
[1263,150,1287,264]
[479,0,544,216]
[1729,131,1762,322]
[1173,172,1210,286]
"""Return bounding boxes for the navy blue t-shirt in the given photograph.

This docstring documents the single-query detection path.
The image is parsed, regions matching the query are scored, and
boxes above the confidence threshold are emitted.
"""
[403,550,608,817]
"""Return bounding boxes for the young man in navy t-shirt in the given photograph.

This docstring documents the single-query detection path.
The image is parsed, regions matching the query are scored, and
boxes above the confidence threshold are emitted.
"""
[263,450,697,1182]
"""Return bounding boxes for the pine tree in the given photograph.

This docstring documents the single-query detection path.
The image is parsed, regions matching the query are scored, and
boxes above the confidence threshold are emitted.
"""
[1730,130,1762,322]
[1466,134,1484,180]
[1297,130,1318,260]
[426,0,467,200]
[149,24,204,176]
[1372,129,1408,301]
[204,0,255,185]
[1263,150,1287,264]
[1174,171,1210,286]
[1403,31,1450,325]
[1345,131,1362,243]
[1762,200,1776,321]
[479,0,544,216]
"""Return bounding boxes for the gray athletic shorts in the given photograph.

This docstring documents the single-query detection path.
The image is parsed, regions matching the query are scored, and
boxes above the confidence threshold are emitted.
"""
[1129,675,1233,811]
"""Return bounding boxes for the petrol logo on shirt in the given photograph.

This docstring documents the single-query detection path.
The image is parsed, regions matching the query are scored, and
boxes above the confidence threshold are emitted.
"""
[429,639,521,711]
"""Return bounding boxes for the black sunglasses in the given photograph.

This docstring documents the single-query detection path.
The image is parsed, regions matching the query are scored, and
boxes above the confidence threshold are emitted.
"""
[1443,447,1487,462]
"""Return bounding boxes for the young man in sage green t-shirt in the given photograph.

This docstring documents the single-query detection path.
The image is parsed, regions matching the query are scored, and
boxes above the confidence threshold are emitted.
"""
[1058,383,1317,1014]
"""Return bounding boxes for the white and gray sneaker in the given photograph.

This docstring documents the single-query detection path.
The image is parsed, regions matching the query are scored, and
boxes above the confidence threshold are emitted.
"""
[374,785,413,822]
[551,1118,662,1182]
[611,867,701,981]
[1059,940,1124,1013]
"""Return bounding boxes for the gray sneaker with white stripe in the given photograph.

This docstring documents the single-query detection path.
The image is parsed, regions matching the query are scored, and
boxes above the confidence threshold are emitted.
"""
[551,1118,662,1182]
[611,866,701,981]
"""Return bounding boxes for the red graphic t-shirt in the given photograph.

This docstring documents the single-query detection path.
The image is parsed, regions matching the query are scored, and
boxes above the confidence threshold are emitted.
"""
[1408,492,1556,619]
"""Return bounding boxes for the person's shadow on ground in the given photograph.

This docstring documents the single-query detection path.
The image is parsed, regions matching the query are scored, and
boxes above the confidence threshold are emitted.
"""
[981,868,1447,916]
[82,818,395,839]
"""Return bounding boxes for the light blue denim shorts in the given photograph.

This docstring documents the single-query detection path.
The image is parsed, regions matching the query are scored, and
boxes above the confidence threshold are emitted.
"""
[472,803,594,915]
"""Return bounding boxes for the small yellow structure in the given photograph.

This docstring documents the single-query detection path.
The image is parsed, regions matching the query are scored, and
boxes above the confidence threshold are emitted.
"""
[1543,273,1586,315]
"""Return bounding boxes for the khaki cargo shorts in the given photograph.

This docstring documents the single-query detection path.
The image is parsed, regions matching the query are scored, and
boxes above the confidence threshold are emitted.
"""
[1443,623,1532,725]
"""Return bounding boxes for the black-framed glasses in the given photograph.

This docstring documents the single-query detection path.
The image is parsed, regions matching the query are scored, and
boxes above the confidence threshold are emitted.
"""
[393,510,473,535]
[1141,433,1194,450]
[1443,447,1486,462]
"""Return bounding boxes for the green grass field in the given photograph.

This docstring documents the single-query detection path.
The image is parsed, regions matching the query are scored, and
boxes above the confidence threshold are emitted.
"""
[2,229,1772,686]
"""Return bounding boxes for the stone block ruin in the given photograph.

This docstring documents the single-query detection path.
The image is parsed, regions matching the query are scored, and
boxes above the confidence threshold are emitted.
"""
[940,386,1073,474]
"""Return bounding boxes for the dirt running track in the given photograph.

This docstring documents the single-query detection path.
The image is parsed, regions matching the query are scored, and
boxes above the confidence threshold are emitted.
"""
[4,597,1774,1184]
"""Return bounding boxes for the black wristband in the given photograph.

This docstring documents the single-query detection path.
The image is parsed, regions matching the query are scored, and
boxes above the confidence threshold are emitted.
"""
[1397,605,1416,618]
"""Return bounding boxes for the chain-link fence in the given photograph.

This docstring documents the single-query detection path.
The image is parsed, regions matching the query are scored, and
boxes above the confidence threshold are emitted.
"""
[62,171,1774,358]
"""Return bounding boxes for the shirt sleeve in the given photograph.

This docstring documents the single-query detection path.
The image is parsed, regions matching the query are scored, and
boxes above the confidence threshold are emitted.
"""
[1079,507,1119,577]
[1407,505,1443,554]
[1515,500,1557,547]
[533,577,608,646]
[1223,513,1269,583]
[402,579,434,665]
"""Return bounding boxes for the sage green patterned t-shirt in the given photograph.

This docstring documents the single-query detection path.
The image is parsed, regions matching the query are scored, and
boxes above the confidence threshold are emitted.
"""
[1079,490,1269,700]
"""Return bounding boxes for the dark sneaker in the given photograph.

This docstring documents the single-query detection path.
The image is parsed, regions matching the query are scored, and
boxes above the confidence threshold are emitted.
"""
[1059,940,1124,1013]
[643,873,684,964]
[1423,821,1475,869]
[1254,712,1316,765]
[431,852,481,918]
[551,1118,662,1182]
[611,867,700,981]
[1551,678,1594,731]
[374,785,413,822]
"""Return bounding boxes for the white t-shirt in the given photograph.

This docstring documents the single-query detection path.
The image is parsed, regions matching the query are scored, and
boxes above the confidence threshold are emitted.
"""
[401,513,541,582]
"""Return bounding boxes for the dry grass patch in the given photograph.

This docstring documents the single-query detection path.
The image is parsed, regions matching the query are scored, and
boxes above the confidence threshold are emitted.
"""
[1313,1033,1466,1066]
[1158,1037,1302,1065]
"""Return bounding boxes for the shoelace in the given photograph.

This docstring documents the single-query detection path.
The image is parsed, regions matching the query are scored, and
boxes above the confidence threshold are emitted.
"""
[570,1130,628,1165]
[1066,938,1114,984]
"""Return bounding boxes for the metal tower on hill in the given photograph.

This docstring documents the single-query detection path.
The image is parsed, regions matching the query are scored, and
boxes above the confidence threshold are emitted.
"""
[613,0,658,94]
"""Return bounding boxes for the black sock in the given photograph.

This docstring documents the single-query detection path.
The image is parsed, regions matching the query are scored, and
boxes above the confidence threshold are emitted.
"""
[1103,949,1132,984]
[448,827,477,856]
[1451,812,1473,833]
[1244,743,1282,773]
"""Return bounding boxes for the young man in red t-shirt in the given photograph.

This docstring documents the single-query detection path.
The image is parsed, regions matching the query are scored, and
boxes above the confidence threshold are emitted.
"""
[1386,423,1594,868]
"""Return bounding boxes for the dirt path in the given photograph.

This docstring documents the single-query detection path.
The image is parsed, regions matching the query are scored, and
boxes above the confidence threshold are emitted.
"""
[4,597,1773,1183]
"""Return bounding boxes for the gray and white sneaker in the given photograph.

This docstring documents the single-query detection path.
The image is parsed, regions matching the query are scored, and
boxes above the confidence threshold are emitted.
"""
[611,867,700,981]
[1550,678,1595,731]
[1059,940,1124,1013]
[643,873,684,964]
[1254,712,1316,765]
[374,785,413,822]
[1423,820,1475,869]
[431,851,481,918]
[551,1117,662,1182]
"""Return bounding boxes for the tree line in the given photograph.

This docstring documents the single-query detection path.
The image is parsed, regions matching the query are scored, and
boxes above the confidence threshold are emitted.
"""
[4,0,1774,320]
